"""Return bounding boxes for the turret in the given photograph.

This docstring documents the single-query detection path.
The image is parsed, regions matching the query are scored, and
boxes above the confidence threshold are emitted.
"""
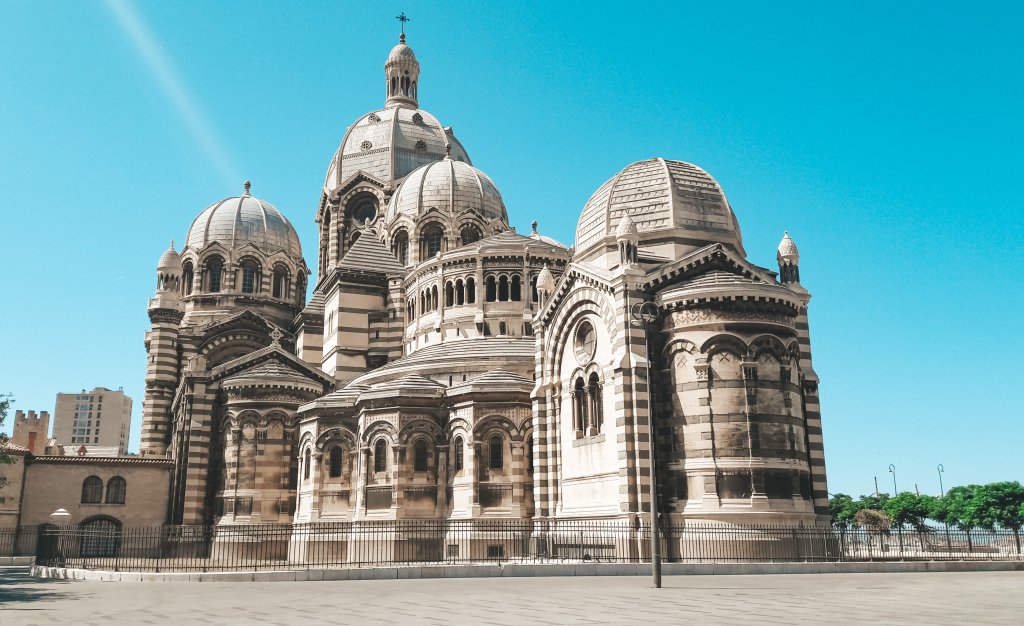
[536,263,555,307]
[777,231,800,284]
[151,241,183,311]
[615,213,639,266]
[142,241,185,455]
[385,32,420,108]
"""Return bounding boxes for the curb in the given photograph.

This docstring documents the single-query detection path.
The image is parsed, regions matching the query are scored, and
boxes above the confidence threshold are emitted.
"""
[30,560,1024,583]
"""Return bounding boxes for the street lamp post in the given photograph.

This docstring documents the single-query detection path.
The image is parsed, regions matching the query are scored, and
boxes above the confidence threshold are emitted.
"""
[631,300,661,589]
[937,464,945,497]
[888,464,897,496]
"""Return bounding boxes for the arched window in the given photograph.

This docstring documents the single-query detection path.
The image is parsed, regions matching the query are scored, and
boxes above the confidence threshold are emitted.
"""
[526,435,534,474]
[81,476,103,504]
[303,447,311,481]
[240,259,259,294]
[588,372,603,433]
[485,276,496,302]
[466,277,476,304]
[460,225,481,245]
[207,257,223,293]
[453,436,464,472]
[392,230,409,265]
[408,297,415,318]
[498,275,509,301]
[329,447,343,478]
[421,224,444,259]
[530,275,538,302]
[489,435,504,470]
[445,282,454,307]
[498,321,507,335]
[182,261,194,296]
[272,266,289,298]
[511,275,522,301]
[413,440,429,472]
[374,439,388,473]
[296,274,306,303]
[455,279,465,305]
[431,285,438,311]
[573,377,586,433]
[105,476,126,504]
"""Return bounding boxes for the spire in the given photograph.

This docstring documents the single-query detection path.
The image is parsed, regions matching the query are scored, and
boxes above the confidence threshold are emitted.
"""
[385,15,420,109]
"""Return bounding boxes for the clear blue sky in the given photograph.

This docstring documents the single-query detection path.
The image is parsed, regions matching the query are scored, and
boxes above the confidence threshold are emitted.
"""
[1,1,1021,498]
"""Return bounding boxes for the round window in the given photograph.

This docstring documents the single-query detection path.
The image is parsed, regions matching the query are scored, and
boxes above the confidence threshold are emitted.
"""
[573,320,597,364]
[350,196,378,225]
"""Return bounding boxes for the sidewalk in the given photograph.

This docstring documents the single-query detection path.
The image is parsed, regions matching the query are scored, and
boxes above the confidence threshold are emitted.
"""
[2,566,1022,624]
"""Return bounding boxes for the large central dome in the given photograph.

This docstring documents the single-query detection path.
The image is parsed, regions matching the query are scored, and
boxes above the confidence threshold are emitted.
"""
[321,35,471,196]
[322,107,471,196]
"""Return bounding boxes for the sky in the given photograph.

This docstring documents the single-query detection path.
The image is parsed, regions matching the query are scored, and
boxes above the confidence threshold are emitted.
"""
[1,1,1021,499]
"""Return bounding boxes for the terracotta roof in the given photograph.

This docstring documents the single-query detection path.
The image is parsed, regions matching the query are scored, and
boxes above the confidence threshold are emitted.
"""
[0,442,30,455]
[27,455,174,466]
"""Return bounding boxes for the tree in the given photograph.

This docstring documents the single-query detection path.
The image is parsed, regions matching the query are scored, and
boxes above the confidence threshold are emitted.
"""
[829,493,860,529]
[854,508,891,533]
[884,492,935,531]
[972,482,1024,554]
[0,393,13,491]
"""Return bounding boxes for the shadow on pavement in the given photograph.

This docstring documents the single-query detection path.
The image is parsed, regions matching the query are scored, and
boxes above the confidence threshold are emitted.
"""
[0,567,78,608]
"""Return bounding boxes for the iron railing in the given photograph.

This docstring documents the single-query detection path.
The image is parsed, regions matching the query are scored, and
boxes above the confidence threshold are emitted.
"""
[0,526,41,557]
[18,521,1024,572]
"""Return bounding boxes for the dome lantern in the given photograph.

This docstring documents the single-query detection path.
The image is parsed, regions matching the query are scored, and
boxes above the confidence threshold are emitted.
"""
[385,31,420,109]
[777,231,800,284]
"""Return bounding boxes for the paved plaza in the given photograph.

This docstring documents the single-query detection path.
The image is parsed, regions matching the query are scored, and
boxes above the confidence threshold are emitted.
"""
[1,567,1021,625]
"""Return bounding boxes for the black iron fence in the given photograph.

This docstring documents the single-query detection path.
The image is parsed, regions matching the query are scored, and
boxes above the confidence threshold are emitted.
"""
[13,521,1023,572]
[0,526,40,558]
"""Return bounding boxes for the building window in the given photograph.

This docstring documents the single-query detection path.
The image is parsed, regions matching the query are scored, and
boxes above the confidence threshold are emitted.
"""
[489,435,503,470]
[466,277,476,304]
[374,439,388,473]
[460,225,481,245]
[574,320,597,363]
[241,260,259,294]
[350,195,378,225]
[421,224,444,259]
[79,517,121,558]
[207,258,223,292]
[105,476,126,504]
[498,275,509,301]
[81,476,103,504]
[485,276,496,302]
[329,447,343,478]
[182,261,194,295]
[392,230,410,265]
[303,447,311,481]
[453,436,464,471]
[572,377,586,433]
[413,440,429,472]
[272,266,289,298]
[588,372,603,433]
[445,282,454,307]
[511,275,522,301]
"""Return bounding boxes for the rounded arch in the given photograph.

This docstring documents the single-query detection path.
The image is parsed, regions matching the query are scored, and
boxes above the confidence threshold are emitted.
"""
[79,515,122,557]
[201,254,226,292]
[544,287,618,383]
[270,262,290,299]
[748,334,790,362]
[314,427,357,453]
[181,259,195,296]
[346,191,380,227]
[700,333,748,358]
[398,419,442,445]
[391,227,410,265]
[81,475,103,504]
[458,223,482,246]
[419,221,446,260]
[105,476,126,504]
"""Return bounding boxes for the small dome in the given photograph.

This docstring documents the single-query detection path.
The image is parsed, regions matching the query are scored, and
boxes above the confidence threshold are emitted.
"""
[385,157,508,225]
[536,263,556,292]
[777,231,799,264]
[529,221,567,248]
[185,184,302,259]
[322,107,470,195]
[387,41,418,66]
[575,158,744,257]
[157,241,181,272]
[614,213,638,240]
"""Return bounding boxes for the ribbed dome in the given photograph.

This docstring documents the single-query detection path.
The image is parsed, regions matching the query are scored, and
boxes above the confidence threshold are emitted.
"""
[322,107,470,195]
[185,186,302,259]
[385,157,507,225]
[387,41,418,65]
[157,242,181,272]
[777,231,799,264]
[575,158,744,257]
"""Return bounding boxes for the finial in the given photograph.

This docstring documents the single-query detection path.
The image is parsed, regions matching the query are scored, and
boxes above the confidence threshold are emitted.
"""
[396,12,410,40]
[243,180,251,195]
[531,220,538,234]
[269,326,284,347]
[169,240,175,250]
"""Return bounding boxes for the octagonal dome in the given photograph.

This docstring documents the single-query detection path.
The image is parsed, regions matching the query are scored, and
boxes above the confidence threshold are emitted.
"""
[185,185,303,259]
[575,158,745,258]
[385,157,507,225]
[322,107,471,196]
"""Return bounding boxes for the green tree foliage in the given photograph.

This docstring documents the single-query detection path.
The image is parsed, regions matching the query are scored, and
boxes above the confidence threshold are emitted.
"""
[854,508,891,533]
[0,393,13,490]
[883,492,936,531]
[971,482,1024,532]
[828,493,859,528]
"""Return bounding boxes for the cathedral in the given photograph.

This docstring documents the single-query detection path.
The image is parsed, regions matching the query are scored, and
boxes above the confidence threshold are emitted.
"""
[140,31,829,531]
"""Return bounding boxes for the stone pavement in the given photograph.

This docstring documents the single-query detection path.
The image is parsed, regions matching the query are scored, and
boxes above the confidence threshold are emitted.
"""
[1,566,1021,625]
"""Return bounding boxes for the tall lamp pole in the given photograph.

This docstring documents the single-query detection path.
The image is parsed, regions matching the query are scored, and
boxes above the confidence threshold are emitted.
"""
[937,464,945,497]
[888,464,897,496]
[631,301,661,589]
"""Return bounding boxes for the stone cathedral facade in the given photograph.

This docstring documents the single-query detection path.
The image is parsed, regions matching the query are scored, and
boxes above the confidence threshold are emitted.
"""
[141,32,829,530]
